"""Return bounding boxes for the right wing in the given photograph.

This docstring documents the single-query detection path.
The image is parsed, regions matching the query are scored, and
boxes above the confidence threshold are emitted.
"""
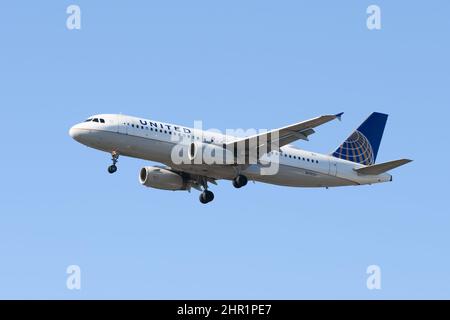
[224,113,343,161]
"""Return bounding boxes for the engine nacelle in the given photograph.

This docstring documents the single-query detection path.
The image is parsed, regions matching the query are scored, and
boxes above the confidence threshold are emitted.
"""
[187,142,234,164]
[139,166,187,190]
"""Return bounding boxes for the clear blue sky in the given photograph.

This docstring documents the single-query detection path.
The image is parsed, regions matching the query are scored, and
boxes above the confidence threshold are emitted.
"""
[0,1,449,299]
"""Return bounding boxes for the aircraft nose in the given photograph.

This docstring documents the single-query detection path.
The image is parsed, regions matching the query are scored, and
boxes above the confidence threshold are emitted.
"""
[69,124,83,141]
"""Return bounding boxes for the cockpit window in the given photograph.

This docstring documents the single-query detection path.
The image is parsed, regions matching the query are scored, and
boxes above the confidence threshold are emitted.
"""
[84,117,105,124]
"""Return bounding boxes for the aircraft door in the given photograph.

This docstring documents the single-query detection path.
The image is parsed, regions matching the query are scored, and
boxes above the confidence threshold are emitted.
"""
[117,114,127,134]
[329,159,338,176]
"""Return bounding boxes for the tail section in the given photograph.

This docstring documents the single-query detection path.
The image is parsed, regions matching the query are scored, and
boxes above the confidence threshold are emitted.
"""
[332,112,388,165]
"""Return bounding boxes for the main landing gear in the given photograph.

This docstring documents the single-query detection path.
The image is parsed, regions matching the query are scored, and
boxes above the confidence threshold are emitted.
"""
[232,175,248,189]
[198,175,247,204]
[199,177,214,204]
[199,190,214,204]
[108,151,119,174]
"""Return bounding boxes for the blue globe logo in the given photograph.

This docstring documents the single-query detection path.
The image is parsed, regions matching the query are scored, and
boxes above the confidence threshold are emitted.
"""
[333,130,374,165]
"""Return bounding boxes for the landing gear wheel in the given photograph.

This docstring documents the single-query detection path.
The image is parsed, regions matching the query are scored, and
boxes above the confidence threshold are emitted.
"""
[232,175,248,188]
[108,165,117,174]
[205,190,214,202]
[108,151,119,174]
[199,190,214,204]
[199,193,208,204]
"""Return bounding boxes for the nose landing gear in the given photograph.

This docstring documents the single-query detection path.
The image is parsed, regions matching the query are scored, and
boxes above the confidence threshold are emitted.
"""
[108,151,119,174]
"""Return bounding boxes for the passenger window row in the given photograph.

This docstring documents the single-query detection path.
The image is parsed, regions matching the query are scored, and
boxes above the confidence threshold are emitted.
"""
[125,123,207,142]
[124,122,319,164]
[123,122,318,164]
[271,151,319,164]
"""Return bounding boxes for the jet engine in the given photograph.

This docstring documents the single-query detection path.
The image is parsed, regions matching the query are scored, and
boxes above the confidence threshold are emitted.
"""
[139,166,187,190]
[187,142,234,164]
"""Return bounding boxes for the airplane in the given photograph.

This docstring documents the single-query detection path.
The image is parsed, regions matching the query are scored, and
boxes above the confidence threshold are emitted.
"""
[69,112,411,204]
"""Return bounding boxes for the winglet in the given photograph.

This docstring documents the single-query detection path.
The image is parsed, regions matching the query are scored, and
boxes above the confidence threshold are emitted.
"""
[335,112,344,121]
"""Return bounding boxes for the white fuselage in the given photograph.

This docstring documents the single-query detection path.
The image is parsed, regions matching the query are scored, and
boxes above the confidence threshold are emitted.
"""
[69,114,392,188]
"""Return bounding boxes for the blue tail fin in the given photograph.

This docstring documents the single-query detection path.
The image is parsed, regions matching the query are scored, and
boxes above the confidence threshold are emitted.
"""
[332,112,388,165]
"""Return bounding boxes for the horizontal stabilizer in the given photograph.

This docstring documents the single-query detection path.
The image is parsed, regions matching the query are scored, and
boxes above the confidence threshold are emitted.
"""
[354,159,412,175]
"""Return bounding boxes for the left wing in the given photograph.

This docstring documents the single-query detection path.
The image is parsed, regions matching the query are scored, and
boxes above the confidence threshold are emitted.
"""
[225,112,343,160]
